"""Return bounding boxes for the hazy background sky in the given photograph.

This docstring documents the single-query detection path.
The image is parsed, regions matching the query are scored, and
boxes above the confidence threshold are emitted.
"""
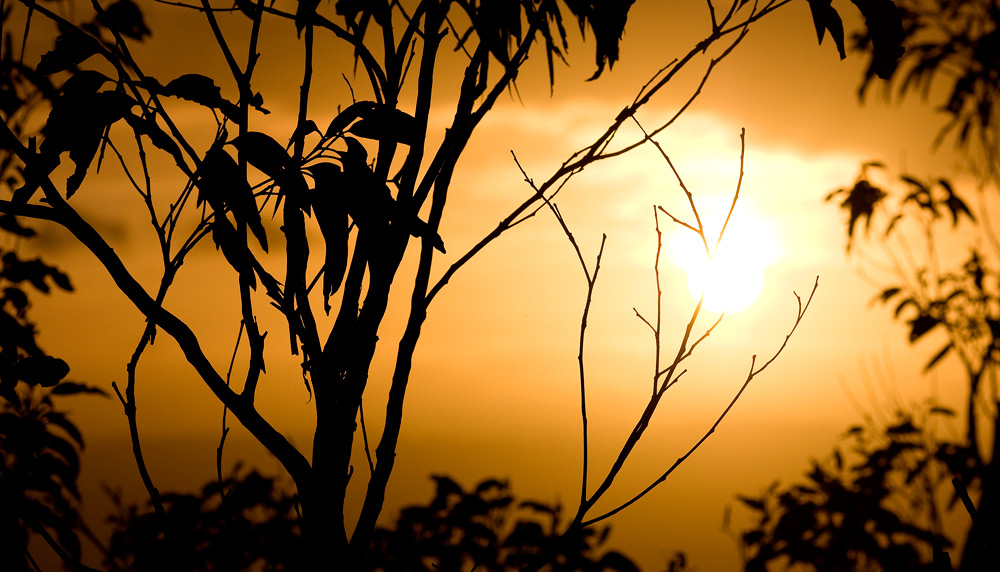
[14,1,984,569]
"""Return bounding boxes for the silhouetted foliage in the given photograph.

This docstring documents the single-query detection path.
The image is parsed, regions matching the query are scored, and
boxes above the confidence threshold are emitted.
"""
[0,5,117,569]
[368,475,640,572]
[807,0,904,78]
[853,0,1000,157]
[738,404,970,571]
[0,0,904,569]
[104,466,302,572]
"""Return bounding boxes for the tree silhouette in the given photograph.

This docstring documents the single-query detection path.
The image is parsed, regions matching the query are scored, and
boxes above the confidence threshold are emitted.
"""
[0,0,902,569]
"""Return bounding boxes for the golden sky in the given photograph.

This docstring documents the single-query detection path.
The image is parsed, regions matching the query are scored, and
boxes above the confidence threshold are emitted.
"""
[13,1,985,569]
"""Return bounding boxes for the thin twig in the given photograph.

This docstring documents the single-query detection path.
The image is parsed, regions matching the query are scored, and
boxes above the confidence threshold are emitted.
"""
[583,276,820,526]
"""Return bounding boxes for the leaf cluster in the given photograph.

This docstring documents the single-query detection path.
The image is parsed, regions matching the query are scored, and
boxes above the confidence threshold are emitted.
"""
[826,166,992,374]
[738,405,971,571]
[104,466,303,572]
[854,0,1000,152]
[367,475,639,572]
[806,0,905,78]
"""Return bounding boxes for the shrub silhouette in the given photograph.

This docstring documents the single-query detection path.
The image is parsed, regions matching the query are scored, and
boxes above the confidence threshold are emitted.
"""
[104,466,302,572]
[368,475,641,572]
[738,405,969,571]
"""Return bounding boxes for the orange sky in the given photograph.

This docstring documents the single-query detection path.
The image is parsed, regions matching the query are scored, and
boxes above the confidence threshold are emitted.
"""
[12,1,987,570]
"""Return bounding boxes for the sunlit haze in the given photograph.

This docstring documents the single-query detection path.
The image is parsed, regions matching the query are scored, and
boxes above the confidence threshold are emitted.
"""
[669,205,780,313]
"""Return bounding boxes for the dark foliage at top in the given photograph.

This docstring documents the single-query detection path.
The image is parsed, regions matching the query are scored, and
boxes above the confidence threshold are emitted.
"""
[853,0,1000,153]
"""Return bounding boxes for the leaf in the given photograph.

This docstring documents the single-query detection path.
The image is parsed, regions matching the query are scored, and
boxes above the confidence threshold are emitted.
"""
[885,213,903,236]
[229,132,291,180]
[563,0,637,80]
[348,106,418,145]
[886,419,918,435]
[737,495,766,511]
[98,0,151,40]
[806,0,847,58]
[839,178,886,248]
[306,162,349,309]
[49,381,107,397]
[929,406,956,417]
[159,74,240,121]
[566,0,634,80]
[14,355,70,387]
[908,312,940,343]
[122,112,183,161]
[874,286,901,304]
[850,0,905,79]
[939,178,975,226]
[924,342,952,372]
[65,92,136,196]
[35,32,101,75]
[295,0,321,35]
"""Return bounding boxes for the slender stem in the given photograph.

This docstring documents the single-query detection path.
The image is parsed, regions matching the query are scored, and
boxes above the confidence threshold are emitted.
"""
[583,276,819,526]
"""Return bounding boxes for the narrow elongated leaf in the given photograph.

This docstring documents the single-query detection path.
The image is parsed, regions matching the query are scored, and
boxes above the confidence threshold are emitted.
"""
[230,132,291,180]
[806,0,846,58]
[924,343,952,371]
[307,162,349,308]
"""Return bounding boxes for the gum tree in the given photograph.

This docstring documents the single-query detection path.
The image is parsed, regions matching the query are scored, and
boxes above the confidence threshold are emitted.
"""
[0,0,900,568]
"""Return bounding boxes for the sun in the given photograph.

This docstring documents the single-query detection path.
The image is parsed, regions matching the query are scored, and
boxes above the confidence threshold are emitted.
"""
[669,213,778,314]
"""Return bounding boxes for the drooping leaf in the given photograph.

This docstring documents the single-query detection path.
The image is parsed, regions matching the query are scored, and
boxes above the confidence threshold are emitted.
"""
[65,91,136,196]
[306,162,349,309]
[806,0,847,58]
[938,178,974,226]
[563,0,636,80]
[838,178,886,249]
[197,146,268,255]
[230,132,291,180]
[850,0,905,79]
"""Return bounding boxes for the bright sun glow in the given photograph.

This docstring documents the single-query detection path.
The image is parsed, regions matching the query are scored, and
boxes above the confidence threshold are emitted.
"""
[670,212,779,314]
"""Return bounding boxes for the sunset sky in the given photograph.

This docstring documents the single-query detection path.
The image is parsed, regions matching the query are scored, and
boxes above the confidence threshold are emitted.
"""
[11,1,987,569]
